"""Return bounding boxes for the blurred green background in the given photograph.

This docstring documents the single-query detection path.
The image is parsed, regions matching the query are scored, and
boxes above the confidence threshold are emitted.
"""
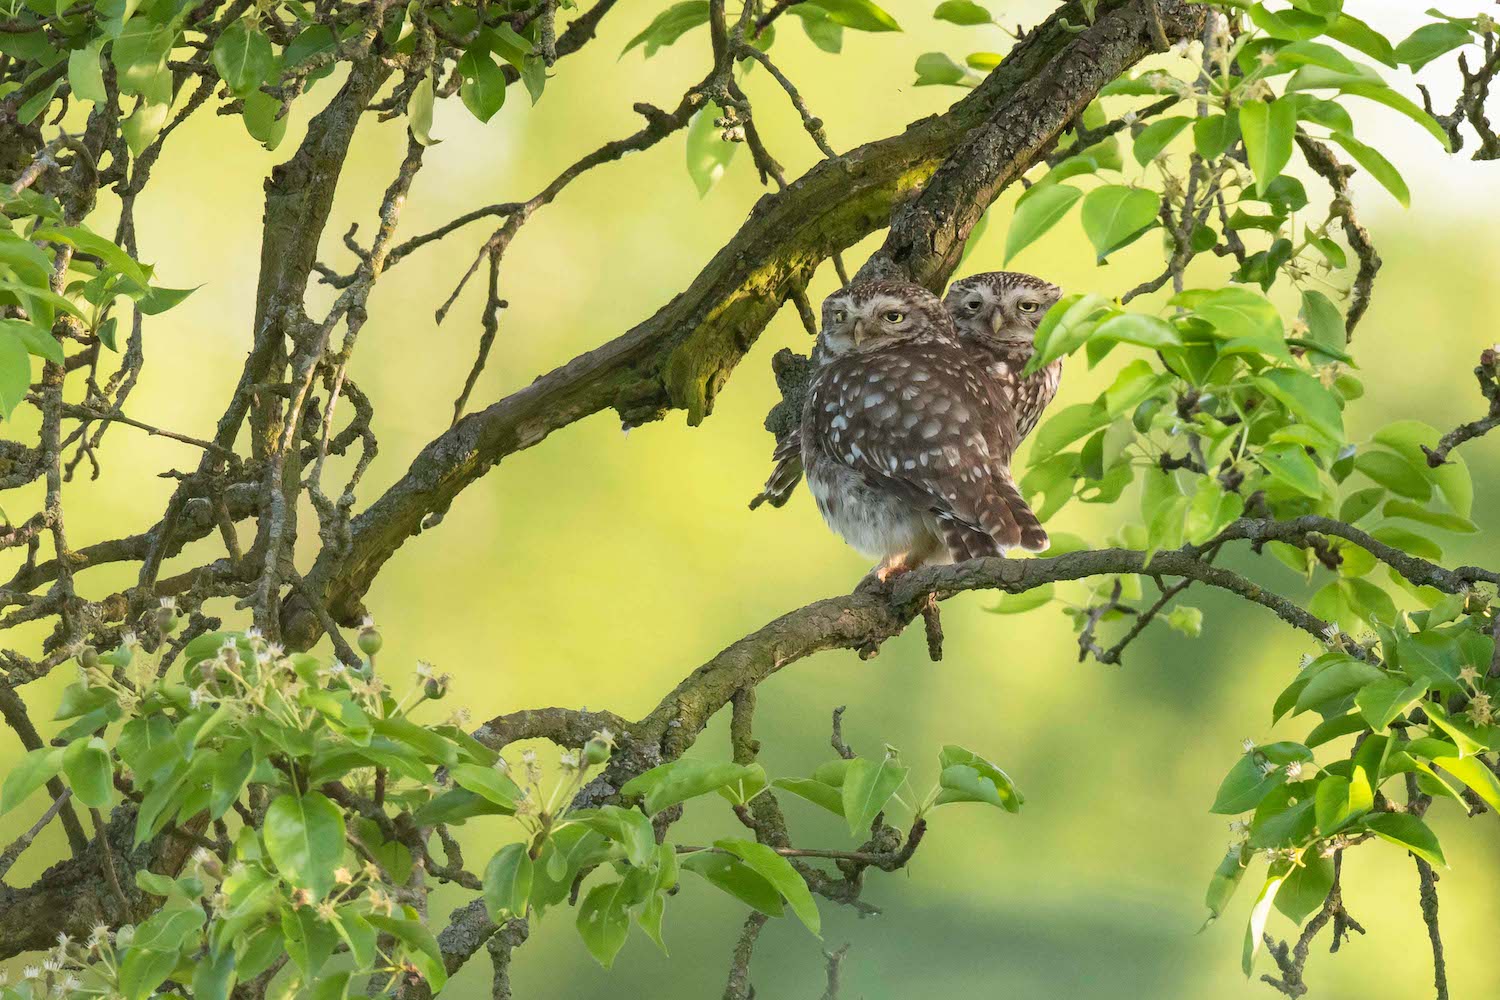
[4,1,1500,996]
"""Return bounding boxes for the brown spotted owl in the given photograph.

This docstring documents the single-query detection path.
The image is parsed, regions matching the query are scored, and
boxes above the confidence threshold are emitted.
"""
[943,270,1064,441]
[799,280,1047,581]
[753,270,1063,512]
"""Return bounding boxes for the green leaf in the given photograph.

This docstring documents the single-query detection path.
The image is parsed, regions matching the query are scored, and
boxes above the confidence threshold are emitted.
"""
[1274,851,1334,924]
[458,46,507,123]
[120,946,180,1000]
[1171,287,1286,357]
[308,971,350,1000]
[68,41,107,103]
[0,333,30,419]
[191,944,236,1000]
[1240,97,1298,195]
[686,101,737,196]
[680,851,785,917]
[241,90,288,150]
[0,745,63,813]
[1325,132,1409,207]
[841,753,908,835]
[1299,289,1346,362]
[1432,755,1500,811]
[483,843,533,921]
[449,762,521,808]
[1258,443,1323,499]
[1394,21,1473,71]
[1204,845,1250,924]
[36,224,152,288]
[1132,115,1193,166]
[573,805,657,867]
[772,777,846,816]
[1080,184,1160,262]
[1027,294,1116,372]
[409,75,437,146]
[1166,605,1204,637]
[814,0,900,32]
[136,284,198,315]
[1325,13,1396,66]
[112,19,175,105]
[62,736,113,809]
[1421,701,1488,758]
[1211,744,1311,815]
[788,5,844,52]
[1005,183,1082,263]
[1381,499,1476,533]
[715,839,820,935]
[210,745,254,820]
[913,52,971,87]
[1256,368,1343,442]
[1294,656,1385,715]
[1194,112,1239,158]
[717,763,768,806]
[986,583,1055,615]
[1314,770,1373,833]
[213,20,275,97]
[263,791,345,899]
[1356,675,1427,731]
[637,842,678,953]
[623,758,760,815]
[0,318,61,366]
[1243,872,1285,975]
[933,0,990,26]
[1337,81,1451,149]
[1093,312,1181,350]
[1355,448,1429,499]
[1363,812,1445,867]
[933,745,1022,812]
[365,915,446,990]
[623,1,709,56]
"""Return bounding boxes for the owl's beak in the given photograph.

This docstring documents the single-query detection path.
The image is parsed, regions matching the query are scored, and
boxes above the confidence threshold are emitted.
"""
[850,319,868,345]
[988,310,1007,336]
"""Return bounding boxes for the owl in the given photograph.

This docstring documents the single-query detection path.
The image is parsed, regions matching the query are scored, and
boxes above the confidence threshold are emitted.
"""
[752,270,1063,510]
[799,281,1047,581]
[942,270,1064,441]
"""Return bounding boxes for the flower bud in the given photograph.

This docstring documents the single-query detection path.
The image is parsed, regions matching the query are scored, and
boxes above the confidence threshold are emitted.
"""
[424,674,449,700]
[583,727,616,766]
[358,617,383,656]
[79,645,100,670]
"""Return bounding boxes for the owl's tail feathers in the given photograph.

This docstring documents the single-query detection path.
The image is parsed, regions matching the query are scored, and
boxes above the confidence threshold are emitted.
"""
[749,431,804,510]
[957,466,1047,557]
[939,519,1002,562]
[994,469,1049,553]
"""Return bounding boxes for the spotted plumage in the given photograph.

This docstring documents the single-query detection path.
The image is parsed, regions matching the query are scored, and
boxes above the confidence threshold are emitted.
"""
[752,270,1064,514]
[799,281,1047,580]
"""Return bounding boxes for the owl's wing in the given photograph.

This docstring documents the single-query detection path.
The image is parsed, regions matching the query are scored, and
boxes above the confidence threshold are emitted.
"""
[749,430,803,510]
[807,343,1045,552]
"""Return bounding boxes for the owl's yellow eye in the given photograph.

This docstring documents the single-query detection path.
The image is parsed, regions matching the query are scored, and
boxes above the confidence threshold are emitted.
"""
[1018,301,1039,313]
[883,310,905,323]
[832,309,846,323]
